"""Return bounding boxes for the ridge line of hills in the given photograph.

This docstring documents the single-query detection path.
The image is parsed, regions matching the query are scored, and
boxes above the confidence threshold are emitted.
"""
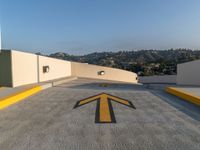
[45,49,200,76]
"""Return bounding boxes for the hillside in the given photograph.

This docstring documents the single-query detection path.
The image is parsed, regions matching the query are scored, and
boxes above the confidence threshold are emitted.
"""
[49,49,200,76]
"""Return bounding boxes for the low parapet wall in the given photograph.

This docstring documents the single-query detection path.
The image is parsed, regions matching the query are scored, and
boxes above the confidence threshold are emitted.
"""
[0,50,138,87]
[177,60,200,86]
[38,55,71,82]
[0,50,72,87]
[0,50,12,87]
[71,62,138,83]
[11,50,38,87]
[139,75,177,84]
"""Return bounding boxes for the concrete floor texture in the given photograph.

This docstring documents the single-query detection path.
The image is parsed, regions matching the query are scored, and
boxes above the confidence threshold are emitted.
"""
[0,78,200,150]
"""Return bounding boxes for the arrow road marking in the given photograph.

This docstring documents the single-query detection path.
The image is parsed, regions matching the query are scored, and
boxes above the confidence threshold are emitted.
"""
[74,93,136,123]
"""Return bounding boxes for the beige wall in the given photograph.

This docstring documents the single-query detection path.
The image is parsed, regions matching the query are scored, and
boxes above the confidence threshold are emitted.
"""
[38,56,71,82]
[71,62,138,83]
[139,75,177,84]
[0,50,12,86]
[177,60,200,86]
[11,50,38,87]
[0,50,138,87]
[1,50,72,87]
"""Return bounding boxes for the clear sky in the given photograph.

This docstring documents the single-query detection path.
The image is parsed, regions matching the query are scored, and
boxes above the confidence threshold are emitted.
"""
[1,0,200,55]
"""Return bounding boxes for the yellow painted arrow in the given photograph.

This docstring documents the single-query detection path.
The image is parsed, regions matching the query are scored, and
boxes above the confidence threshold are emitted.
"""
[74,93,136,123]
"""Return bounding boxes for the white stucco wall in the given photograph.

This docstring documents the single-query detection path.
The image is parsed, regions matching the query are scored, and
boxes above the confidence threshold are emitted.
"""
[71,62,138,83]
[139,75,177,84]
[177,60,200,86]
[11,50,38,87]
[38,56,71,82]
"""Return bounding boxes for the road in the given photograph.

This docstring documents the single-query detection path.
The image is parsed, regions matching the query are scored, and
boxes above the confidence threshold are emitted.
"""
[0,78,200,150]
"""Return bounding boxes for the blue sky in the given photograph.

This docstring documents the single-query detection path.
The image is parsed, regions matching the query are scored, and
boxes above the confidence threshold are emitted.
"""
[1,0,200,55]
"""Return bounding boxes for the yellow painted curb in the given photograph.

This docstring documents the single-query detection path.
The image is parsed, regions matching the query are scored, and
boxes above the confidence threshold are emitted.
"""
[0,86,42,110]
[165,87,200,106]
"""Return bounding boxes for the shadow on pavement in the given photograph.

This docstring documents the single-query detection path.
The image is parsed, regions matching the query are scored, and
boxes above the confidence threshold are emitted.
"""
[55,82,147,91]
[151,90,200,122]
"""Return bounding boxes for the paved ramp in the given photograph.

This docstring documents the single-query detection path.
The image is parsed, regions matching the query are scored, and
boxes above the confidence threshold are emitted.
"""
[0,79,200,150]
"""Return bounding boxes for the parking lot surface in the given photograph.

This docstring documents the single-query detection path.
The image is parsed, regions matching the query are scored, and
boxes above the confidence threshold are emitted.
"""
[0,79,200,150]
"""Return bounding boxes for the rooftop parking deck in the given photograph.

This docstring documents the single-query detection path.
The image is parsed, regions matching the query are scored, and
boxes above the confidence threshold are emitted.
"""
[0,79,200,150]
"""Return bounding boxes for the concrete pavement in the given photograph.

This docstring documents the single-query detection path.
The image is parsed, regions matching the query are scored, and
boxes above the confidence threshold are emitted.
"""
[0,79,200,150]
